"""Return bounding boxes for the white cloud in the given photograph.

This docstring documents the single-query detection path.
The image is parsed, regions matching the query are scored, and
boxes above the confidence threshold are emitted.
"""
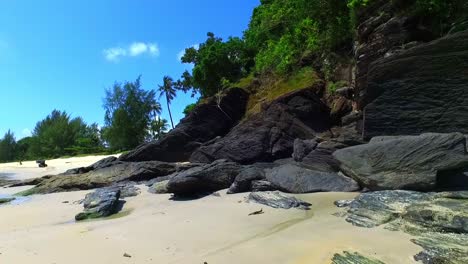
[103,47,127,62]
[104,42,159,62]
[177,44,199,62]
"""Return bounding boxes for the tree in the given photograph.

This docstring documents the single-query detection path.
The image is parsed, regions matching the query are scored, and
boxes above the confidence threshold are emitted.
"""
[28,110,103,158]
[180,33,254,97]
[102,76,157,151]
[0,130,17,162]
[149,118,169,140]
[157,76,177,129]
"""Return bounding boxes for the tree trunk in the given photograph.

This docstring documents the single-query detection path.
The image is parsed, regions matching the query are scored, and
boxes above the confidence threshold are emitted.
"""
[167,96,174,129]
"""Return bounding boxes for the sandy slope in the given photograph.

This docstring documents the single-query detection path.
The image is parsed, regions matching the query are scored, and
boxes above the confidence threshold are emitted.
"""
[0,156,421,264]
[0,154,119,180]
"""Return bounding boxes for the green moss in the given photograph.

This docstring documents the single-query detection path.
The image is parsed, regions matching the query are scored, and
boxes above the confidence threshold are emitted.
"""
[244,67,319,116]
[14,188,37,197]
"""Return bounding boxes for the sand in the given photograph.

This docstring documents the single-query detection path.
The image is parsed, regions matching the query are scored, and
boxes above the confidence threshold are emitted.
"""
[0,154,119,180]
[0,156,422,264]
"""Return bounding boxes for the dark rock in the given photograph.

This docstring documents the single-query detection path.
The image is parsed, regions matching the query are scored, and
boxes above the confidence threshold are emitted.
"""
[251,180,276,192]
[300,141,346,172]
[20,161,181,195]
[265,163,360,193]
[63,156,118,175]
[36,160,48,168]
[167,160,243,196]
[363,30,468,138]
[341,111,362,126]
[190,87,331,164]
[292,139,318,162]
[332,251,385,264]
[334,133,468,191]
[248,191,311,210]
[119,88,249,162]
[75,188,122,221]
[354,1,436,109]
[227,163,276,194]
[107,183,140,198]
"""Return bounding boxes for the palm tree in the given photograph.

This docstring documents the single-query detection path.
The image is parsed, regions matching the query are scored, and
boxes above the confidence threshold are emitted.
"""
[150,118,169,140]
[158,76,177,129]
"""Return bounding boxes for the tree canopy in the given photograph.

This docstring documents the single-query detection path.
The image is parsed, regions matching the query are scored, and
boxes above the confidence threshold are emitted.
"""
[102,76,158,151]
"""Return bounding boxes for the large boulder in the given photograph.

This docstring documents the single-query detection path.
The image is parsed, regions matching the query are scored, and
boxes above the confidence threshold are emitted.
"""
[333,133,468,191]
[363,30,468,138]
[167,160,243,196]
[338,190,468,264]
[119,88,249,162]
[265,163,360,193]
[19,161,188,195]
[190,87,331,164]
[75,188,122,221]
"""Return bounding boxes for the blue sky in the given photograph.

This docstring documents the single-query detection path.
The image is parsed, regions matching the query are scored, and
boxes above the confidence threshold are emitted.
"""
[0,0,259,139]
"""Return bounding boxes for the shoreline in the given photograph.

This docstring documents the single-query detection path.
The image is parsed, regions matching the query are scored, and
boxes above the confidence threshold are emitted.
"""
[0,155,422,264]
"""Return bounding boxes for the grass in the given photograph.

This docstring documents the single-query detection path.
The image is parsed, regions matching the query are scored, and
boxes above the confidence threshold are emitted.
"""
[231,67,319,117]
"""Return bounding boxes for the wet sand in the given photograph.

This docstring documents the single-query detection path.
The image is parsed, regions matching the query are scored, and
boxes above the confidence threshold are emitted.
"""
[0,156,421,264]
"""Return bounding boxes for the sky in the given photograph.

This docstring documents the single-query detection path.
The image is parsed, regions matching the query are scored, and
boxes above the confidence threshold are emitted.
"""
[0,0,260,139]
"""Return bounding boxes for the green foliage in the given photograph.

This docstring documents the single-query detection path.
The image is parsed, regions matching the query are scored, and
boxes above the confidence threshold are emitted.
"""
[102,76,157,151]
[180,33,254,97]
[149,118,169,140]
[0,130,17,162]
[27,110,104,158]
[158,76,177,129]
[183,103,197,116]
[245,0,351,74]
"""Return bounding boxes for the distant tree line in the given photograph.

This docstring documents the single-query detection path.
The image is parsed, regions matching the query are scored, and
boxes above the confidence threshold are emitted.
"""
[0,76,172,163]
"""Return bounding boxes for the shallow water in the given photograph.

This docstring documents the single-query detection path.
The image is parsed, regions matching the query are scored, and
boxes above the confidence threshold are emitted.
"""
[0,193,31,205]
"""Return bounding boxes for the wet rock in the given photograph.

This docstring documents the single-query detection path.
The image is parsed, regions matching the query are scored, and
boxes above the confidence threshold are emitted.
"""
[340,190,468,264]
[248,191,311,210]
[334,133,468,191]
[0,197,15,204]
[265,163,360,193]
[334,199,353,208]
[332,251,385,264]
[412,232,468,264]
[190,87,331,164]
[301,141,345,172]
[167,160,243,196]
[120,88,249,162]
[75,188,122,221]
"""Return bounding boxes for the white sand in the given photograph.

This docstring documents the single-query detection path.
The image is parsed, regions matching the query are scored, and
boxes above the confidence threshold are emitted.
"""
[0,156,422,264]
[0,154,119,180]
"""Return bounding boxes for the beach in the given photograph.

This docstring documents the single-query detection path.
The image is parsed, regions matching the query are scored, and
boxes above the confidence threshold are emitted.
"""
[0,156,421,264]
